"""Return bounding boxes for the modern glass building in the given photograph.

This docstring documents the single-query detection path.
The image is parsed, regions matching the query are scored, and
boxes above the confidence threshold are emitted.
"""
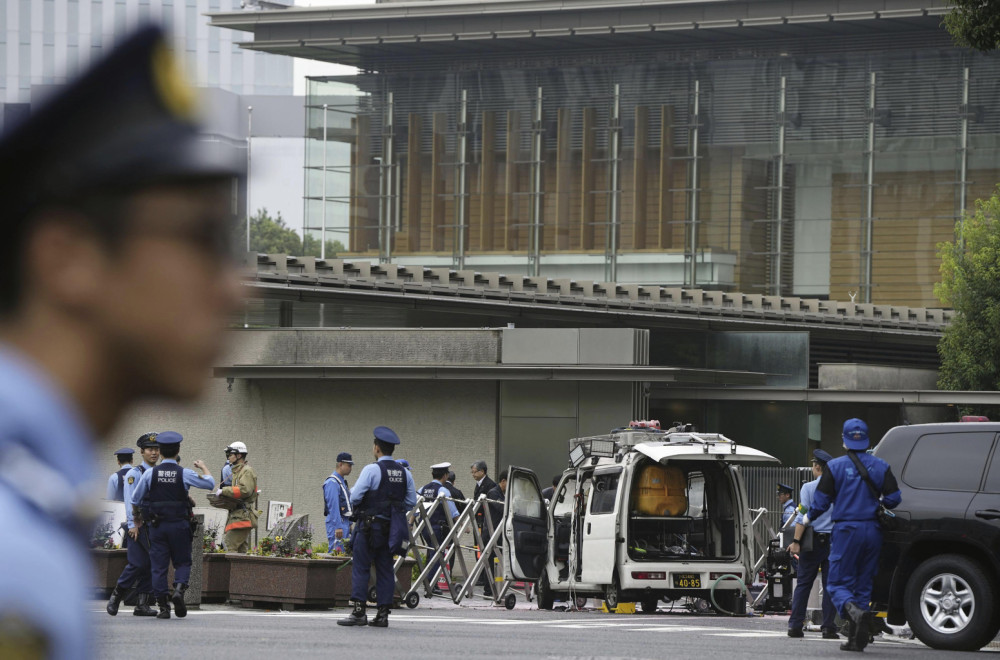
[213,0,997,308]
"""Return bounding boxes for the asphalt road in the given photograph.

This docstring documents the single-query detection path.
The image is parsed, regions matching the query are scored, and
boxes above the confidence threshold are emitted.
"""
[92,599,993,659]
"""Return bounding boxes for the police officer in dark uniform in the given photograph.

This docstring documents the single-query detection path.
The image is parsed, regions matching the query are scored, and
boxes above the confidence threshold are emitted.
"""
[107,432,160,617]
[130,431,215,619]
[805,419,902,652]
[339,426,417,628]
[419,462,460,592]
[107,448,136,501]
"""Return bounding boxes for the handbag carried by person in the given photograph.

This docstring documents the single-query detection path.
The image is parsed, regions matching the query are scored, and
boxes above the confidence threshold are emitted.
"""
[847,451,897,531]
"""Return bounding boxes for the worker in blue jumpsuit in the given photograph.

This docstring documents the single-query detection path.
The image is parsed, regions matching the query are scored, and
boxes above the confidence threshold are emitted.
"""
[324,451,354,550]
[339,426,417,628]
[787,449,838,639]
[805,418,901,652]
[107,432,161,616]
[0,25,242,658]
[107,448,136,501]
[419,462,460,593]
[131,431,216,619]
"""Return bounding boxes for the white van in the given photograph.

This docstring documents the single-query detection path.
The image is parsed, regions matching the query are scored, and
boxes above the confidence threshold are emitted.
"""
[499,427,779,613]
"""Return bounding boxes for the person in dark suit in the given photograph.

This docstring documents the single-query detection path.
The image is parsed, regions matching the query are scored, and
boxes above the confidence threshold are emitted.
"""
[447,471,467,514]
[470,460,499,592]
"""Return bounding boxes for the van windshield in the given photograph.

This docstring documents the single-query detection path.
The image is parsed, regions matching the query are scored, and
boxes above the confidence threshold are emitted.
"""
[626,459,739,561]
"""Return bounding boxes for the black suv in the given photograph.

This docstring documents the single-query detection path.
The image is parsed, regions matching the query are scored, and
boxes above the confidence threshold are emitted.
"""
[871,422,1000,651]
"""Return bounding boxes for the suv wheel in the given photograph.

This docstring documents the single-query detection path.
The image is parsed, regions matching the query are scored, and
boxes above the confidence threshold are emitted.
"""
[904,554,999,651]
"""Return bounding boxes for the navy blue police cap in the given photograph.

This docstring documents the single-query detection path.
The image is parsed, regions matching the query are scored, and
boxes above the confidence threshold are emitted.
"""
[0,25,244,228]
[776,482,794,495]
[155,431,183,446]
[373,426,401,445]
[812,449,834,465]
[337,452,353,464]
[136,432,159,449]
[114,448,135,457]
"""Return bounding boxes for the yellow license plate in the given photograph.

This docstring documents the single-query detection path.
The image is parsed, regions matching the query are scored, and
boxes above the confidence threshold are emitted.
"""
[672,573,702,588]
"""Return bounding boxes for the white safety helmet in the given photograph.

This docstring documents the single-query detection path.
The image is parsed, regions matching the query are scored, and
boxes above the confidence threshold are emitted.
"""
[225,441,248,455]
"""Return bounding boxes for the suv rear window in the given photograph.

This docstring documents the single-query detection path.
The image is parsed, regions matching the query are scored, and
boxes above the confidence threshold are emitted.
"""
[902,432,996,491]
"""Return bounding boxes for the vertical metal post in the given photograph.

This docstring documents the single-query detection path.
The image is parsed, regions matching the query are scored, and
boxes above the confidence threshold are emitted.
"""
[688,80,700,288]
[529,86,543,276]
[863,71,876,304]
[381,92,395,264]
[774,75,787,297]
[607,83,621,282]
[455,89,468,269]
[959,66,970,238]
[246,105,253,253]
[321,104,328,260]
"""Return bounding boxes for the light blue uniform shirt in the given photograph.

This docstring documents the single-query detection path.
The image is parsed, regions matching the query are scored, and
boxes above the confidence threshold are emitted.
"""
[124,462,157,529]
[221,462,233,486]
[350,456,418,510]
[106,468,131,500]
[130,458,215,506]
[795,478,834,534]
[0,348,99,660]
[324,472,352,543]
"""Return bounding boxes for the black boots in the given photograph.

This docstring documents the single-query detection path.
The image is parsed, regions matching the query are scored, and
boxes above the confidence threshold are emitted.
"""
[370,605,390,628]
[133,593,157,617]
[841,602,873,652]
[106,584,126,616]
[156,595,171,619]
[337,601,368,626]
[170,584,188,618]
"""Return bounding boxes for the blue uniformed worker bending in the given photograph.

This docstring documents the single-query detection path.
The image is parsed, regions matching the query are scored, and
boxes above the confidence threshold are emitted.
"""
[323,451,354,549]
[0,26,242,658]
[419,461,460,593]
[107,433,161,617]
[787,449,838,640]
[339,426,417,628]
[778,482,796,528]
[130,431,216,619]
[805,419,902,652]
[107,448,136,501]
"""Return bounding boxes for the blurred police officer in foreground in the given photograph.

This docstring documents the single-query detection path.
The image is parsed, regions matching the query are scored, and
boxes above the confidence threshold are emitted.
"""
[108,448,136,501]
[130,432,215,618]
[419,462,460,593]
[0,25,242,657]
[107,432,161,617]
[216,441,258,552]
[323,451,354,550]
[805,419,902,652]
[339,426,417,628]
[787,449,838,640]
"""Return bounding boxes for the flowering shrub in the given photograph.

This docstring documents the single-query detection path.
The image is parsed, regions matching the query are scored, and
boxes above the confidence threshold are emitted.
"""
[253,523,316,558]
[203,523,224,553]
[91,522,119,550]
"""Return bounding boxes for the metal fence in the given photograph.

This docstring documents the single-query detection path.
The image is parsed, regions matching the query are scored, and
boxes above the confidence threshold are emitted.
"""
[740,465,815,533]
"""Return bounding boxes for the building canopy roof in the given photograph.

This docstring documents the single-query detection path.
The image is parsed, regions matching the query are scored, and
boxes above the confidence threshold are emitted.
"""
[209,0,950,67]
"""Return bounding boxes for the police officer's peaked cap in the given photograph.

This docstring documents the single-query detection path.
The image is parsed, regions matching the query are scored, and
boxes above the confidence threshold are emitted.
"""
[430,462,452,470]
[113,447,134,456]
[842,418,870,450]
[373,426,401,445]
[156,431,183,446]
[812,449,834,465]
[136,432,159,449]
[337,452,353,464]
[776,482,794,495]
[0,25,244,225]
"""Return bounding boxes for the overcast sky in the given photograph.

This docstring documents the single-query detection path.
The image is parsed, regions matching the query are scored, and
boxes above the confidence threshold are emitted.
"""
[291,0,373,95]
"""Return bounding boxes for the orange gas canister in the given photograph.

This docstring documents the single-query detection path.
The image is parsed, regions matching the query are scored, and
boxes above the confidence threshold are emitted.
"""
[633,464,687,516]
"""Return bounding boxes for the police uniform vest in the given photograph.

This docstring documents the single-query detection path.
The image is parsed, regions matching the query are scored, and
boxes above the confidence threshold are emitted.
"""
[111,466,131,501]
[420,481,451,528]
[324,473,351,518]
[358,461,406,521]
[142,463,190,521]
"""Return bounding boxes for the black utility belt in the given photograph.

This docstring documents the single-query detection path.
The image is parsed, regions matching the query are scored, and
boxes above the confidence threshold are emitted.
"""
[815,532,831,538]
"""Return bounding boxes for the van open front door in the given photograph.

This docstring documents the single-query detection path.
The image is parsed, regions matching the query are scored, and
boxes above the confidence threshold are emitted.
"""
[502,467,548,582]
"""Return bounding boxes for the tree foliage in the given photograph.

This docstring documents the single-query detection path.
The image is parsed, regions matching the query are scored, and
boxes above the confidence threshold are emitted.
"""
[239,208,345,258]
[943,0,1000,52]
[935,186,1000,410]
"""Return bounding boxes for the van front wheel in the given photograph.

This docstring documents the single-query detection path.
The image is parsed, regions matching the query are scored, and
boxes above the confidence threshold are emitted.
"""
[537,571,554,610]
[603,574,620,610]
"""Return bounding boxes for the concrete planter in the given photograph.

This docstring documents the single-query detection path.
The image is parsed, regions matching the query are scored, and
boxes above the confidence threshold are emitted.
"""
[227,555,416,609]
[91,549,128,598]
[202,553,231,602]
